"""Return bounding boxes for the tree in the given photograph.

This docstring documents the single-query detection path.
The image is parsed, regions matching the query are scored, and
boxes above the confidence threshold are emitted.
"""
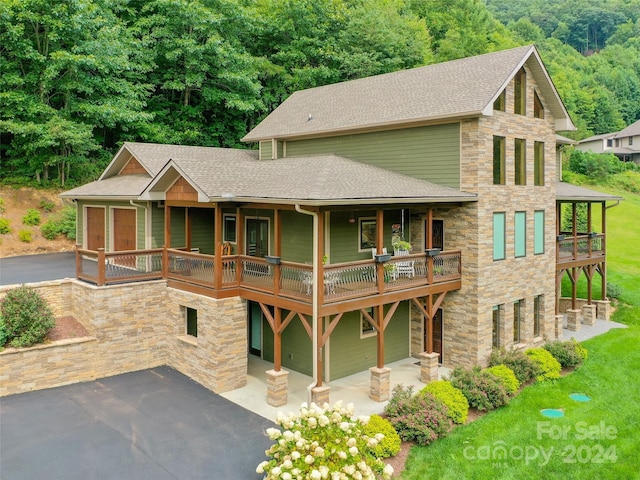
[0,0,152,186]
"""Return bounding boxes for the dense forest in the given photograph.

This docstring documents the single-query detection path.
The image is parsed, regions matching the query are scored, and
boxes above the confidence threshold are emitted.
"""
[1,0,639,187]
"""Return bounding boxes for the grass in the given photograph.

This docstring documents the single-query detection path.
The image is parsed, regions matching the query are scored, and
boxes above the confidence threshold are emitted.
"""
[403,181,640,479]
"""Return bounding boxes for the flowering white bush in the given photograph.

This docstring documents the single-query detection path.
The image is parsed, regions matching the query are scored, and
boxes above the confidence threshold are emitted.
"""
[257,401,394,480]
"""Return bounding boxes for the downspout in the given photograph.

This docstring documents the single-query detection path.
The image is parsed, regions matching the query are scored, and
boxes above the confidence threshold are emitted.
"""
[295,204,319,404]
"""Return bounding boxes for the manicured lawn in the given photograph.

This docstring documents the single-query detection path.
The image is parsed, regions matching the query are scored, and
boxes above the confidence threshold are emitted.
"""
[401,325,640,479]
[404,184,640,479]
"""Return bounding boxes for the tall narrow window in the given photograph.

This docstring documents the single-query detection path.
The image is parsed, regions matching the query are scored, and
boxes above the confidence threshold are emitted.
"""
[514,300,523,343]
[515,138,526,185]
[186,307,198,338]
[534,295,543,337]
[534,91,544,119]
[493,90,506,111]
[534,210,545,254]
[493,136,505,185]
[534,141,545,186]
[514,68,526,115]
[493,212,506,261]
[223,214,237,243]
[492,305,502,348]
[515,211,526,257]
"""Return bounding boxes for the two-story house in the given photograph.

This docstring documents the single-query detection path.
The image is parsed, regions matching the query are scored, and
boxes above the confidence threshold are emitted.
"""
[60,45,620,406]
[576,119,640,164]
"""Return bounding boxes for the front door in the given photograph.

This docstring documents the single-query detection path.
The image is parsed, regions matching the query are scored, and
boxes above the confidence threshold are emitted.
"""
[248,301,263,356]
[113,208,137,268]
[427,219,444,250]
[113,208,136,251]
[246,218,269,257]
[424,308,444,363]
[86,207,105,251]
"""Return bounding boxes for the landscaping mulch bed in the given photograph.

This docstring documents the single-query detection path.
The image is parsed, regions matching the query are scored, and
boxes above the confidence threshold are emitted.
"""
[46,316,90,341]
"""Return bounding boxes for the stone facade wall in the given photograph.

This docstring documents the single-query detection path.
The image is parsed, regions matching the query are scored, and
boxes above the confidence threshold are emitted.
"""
[409,64,560,369]
[0,280,248,397]
[166,289,247,393]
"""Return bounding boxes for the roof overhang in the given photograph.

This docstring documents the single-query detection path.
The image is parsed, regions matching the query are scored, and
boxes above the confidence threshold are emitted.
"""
[206,195,478,207]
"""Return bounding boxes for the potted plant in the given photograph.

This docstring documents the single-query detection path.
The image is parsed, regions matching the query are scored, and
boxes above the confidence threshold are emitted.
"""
[392,239,412,252]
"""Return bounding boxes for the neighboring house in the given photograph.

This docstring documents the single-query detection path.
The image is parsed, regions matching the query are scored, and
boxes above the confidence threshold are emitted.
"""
[61,45,622,406]
[576,119,640,164]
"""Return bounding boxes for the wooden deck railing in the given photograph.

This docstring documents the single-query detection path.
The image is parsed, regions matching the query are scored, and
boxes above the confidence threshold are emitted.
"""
[557,233,605,264]
[76,246,462,302]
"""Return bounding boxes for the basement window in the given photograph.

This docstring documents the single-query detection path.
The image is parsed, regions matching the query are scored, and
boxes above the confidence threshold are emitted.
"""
[186,307,198,338]
[360,307,377,339]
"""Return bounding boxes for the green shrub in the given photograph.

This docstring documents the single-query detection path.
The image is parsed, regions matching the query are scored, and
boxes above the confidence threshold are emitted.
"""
[363,414,401,458]
[543,339,588,368]
[384,384,452,446]
[49,206,76,240]
[607,282,622,299]
[18,229,33,242]
[483,364,520,395]
[449,367,510,411]
[0,285,55,348]
[257,401,394,479]
[39,199,55,212]
[420,380,469,424]
[489,348,541,384]
[41,220,60,240]
[22,208,41,226]
[0,218,11,234]
[525,348,562,381]
[0,198,5,213]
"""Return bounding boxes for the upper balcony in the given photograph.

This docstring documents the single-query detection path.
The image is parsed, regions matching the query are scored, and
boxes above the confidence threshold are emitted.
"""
[556,232,605,267]
[75,247,462,315]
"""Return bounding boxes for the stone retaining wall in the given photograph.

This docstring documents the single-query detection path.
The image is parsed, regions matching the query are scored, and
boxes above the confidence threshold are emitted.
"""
[0,280,247,397]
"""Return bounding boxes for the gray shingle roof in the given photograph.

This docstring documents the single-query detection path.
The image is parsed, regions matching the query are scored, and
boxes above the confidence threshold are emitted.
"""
[556,182,624,202]
[60,174,151,199]
[143,154,477,205]
[243,45,573,142]
[614,119,640,139]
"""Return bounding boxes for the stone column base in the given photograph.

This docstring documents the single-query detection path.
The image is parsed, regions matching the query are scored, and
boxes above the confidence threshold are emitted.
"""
[369,367,391,402]
[420,351,440,384]
[266,369,289,407]
[595,300,611,321]
[311,385,330,406]
[566,309,581,332]
[582,304,597,326]
[554,315,564,341]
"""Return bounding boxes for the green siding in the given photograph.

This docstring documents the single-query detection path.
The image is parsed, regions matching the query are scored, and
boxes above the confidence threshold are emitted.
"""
[329,302,410,380]
[286,124,461,189]
[281,211,313,262]
[329,210,410,263]
[136,207,146,249]
[190,208,215,254]
[260,140,272,160]
[261,310,313,376]
[170,208,186,248]
[151,203,165,248]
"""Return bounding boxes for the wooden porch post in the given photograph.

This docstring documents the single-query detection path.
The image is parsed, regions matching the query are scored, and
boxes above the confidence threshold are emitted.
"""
[214,205,223,290]
[376,304,385,368]
[376,208,385,294]
[164,205,171,249]
[426,295,434,353]
[274,307,282,371]
[602,202,607,299]
[186,207,192,251]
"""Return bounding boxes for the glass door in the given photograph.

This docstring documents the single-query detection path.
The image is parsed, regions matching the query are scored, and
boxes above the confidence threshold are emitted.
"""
[248,301,262,356]
[246,218,269,257]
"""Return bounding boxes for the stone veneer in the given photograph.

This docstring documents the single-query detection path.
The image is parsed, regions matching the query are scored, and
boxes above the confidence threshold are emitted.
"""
[0,279,246,397]
[408,64,560,369]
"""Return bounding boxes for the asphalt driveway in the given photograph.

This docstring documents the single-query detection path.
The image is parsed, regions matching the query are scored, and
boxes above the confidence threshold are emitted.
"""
[0,367,274,480]
[0,252,76,286]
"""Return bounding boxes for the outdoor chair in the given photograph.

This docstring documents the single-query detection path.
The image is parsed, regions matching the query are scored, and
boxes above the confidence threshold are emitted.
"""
[394,249,415,278]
